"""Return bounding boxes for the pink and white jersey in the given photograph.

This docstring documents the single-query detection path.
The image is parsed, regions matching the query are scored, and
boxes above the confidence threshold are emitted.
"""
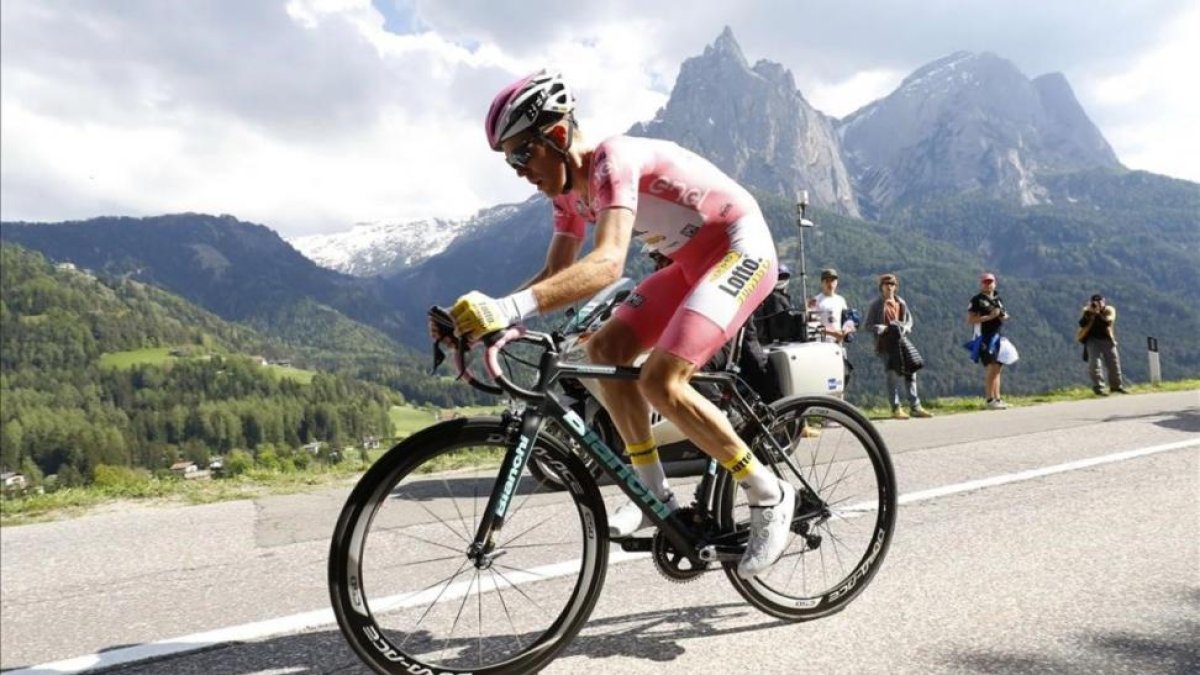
[551,136,760,257]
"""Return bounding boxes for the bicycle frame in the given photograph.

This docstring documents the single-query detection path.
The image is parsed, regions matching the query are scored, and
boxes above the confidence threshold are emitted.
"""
[461,326,819,569]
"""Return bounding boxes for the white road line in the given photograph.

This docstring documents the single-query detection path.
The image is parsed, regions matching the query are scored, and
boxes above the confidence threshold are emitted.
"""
[12,438,1198,675]
[896,437,1199,505]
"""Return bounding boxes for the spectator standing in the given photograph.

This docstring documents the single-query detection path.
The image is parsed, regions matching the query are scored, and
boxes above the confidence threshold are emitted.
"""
[966,272,1010,409]
[810,268,852,343]
[1076,293,1128,395]
[866,273,932,419]
[811,267,857,388]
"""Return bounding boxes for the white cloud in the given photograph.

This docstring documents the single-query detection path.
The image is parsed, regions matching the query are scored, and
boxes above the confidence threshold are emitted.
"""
[805,68,907,118]
[1079,3,1200,181]
[1,0,1196,237]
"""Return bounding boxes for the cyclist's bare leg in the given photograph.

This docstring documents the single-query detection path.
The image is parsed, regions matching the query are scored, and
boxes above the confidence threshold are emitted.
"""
[639,348,791,578]
[640,350,781,501]
[637,350,744,465]
[587,321,677,535]
[585,319,653,447]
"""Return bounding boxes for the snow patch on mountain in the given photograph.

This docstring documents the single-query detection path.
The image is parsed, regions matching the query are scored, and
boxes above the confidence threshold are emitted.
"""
[289,204,521,277]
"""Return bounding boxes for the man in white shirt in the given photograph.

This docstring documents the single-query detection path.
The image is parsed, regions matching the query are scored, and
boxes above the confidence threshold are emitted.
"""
[810,268,853,344]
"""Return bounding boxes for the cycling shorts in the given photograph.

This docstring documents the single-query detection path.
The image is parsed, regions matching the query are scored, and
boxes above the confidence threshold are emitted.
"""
[612,212,778,366]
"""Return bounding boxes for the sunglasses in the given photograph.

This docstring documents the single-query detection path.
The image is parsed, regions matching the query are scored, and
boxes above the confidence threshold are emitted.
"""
[882,281,897,286]
[504,138,537,169]
[982,279,996,284]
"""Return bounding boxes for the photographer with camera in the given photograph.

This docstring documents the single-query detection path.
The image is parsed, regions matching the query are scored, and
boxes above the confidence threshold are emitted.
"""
[1076,293,1127,395]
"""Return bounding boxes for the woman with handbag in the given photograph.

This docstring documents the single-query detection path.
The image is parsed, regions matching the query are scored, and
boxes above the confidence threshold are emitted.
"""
[865,273,933,419]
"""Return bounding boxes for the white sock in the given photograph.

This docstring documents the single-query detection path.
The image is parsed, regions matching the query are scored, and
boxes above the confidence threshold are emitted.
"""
[720,448,782,506]
[741,466,783,506]
[626,439,671,500]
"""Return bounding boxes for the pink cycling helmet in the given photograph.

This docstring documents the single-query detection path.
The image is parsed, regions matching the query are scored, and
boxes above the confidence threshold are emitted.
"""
[484,70,575,150]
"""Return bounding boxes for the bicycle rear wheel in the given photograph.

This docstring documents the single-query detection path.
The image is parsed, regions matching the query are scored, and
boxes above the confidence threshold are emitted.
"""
[719,396,897,621]
[329,417,609,674]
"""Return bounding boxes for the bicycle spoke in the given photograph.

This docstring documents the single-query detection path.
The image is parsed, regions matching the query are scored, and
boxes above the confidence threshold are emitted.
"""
[489,565,548,613]
[446,571,477,651]
[725,400,895,617]
[335,422,609,673]
[476,572,483,667]
[441,474,474,542]
[397,557,474,649]
[497,512,558,550]
[492,561,554,580]
[501,541,578,550]
[395,529,470,557]
[784,536,808,590]
[488,568,526,653]
[415,498,472,545]
[813,463,860,508]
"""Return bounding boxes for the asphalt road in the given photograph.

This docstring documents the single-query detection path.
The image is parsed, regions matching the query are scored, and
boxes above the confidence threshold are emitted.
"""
[2,389,1197,674]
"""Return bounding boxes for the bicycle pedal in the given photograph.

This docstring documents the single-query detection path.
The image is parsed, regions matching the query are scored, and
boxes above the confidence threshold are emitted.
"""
[615,536,654,553]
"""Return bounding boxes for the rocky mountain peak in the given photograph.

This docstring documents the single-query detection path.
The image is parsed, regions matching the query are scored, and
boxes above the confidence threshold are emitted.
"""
[839,51,1121,218]
[630,28,859,216]
[707,25,748,66]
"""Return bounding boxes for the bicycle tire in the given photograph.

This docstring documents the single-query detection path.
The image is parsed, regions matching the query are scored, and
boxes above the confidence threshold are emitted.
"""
[718,396,897,621]
[329,416,610,674]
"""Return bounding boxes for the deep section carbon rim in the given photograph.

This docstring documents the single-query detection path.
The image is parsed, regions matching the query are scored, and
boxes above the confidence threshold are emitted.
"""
[330,420,608,674]
[723,397,896,620]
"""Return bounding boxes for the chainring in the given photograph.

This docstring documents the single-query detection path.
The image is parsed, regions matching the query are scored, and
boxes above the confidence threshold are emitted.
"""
[651,507,712,583]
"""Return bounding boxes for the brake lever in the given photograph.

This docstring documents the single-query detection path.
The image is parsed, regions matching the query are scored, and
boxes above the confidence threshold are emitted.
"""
[428,306,458,375]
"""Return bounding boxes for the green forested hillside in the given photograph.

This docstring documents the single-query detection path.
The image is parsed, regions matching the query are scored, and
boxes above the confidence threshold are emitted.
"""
[752,190,1200,404]
[0,215,494,408]
[0,244,397,485]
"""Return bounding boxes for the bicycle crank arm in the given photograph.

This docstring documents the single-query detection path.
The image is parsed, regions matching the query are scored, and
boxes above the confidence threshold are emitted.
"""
[698,545,743,563]
[616,536,654,553]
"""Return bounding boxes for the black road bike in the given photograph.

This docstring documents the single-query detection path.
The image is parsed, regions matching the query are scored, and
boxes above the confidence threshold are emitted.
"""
[329,311,897,674]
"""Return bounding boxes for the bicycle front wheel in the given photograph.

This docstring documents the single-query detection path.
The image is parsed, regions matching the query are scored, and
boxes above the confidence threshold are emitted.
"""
[329,417,609,674]
[720,396,897,621]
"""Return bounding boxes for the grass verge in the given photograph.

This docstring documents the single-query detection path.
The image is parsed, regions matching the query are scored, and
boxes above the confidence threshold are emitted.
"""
[859,379,1199,420]
[4,384,1194,525]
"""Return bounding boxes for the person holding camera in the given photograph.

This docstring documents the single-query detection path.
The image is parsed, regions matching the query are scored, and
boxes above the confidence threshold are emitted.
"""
[966,272,1010,409]
[1076,293,1127,395]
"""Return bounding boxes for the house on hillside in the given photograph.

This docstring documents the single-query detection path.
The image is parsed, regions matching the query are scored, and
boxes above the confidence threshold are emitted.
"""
[436,409,461,422]
[361,435,381,450]
[169,461,209,480]
[1,472,28,493]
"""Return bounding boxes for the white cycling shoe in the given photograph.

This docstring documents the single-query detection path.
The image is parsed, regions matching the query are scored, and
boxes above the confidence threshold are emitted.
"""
[737,478,796,579]
[607,493,679,537]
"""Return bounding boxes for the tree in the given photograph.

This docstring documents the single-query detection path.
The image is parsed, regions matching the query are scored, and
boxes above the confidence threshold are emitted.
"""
[1,420,24,470]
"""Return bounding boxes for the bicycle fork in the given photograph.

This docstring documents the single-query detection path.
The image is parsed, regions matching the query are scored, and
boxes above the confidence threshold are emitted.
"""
[466,409,542,569]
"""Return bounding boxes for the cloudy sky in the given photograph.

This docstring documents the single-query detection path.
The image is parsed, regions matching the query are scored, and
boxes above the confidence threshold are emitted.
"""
[2,0,1196,237]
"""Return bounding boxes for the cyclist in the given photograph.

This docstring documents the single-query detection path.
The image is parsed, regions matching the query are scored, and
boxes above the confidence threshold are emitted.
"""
[445,70,794,578]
